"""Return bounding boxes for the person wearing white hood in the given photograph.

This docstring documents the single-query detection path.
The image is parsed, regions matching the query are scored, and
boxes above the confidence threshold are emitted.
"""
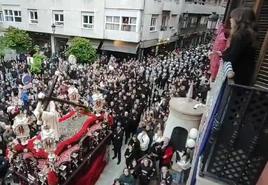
[137,128,150,155]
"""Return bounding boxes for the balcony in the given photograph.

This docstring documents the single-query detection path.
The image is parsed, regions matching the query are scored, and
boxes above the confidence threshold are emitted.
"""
[159,27,172,42]
[183,1,225,15]
[179,25,208,35]
[188,63,268,185]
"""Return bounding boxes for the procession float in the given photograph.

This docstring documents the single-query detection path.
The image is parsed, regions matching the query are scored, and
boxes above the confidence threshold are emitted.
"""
[5,66,112,185]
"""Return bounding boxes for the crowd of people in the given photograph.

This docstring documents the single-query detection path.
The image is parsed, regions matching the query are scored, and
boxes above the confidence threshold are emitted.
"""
[0,43,211,185]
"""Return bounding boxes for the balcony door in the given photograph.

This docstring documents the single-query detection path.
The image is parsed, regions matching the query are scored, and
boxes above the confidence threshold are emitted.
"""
[161,11,170,31]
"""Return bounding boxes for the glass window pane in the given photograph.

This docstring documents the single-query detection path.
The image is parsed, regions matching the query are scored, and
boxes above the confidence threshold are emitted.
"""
[15,17,21,22]
[130,17,136,24]
[106,16,112,22]
[114,24,119,30]
[35,12,38,19]
[130,25,136,32]
[83,16,88,23]
[60,14,64,21]
[9,10,13,15]
[14,11,18,16]
[106,23,112,29]
[89,16,93,23]
[122,17,129,24]
[114,16,120,23]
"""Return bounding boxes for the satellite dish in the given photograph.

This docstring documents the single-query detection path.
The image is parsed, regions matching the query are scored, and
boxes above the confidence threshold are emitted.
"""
[68,55,77,65]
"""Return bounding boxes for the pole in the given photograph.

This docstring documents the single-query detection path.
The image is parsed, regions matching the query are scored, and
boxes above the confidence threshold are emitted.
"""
[51,34,55,55]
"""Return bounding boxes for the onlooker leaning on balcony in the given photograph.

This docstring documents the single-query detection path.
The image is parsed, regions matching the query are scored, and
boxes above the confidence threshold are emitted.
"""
[221,7,257,85]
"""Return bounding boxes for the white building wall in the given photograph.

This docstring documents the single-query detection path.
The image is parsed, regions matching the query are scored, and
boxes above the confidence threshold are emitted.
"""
[0,0,226,49]
[0,0,105,39]
[141,0,180,42]
[105,0,145,10]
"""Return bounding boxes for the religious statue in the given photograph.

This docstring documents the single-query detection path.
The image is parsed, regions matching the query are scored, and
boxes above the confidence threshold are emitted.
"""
[92,90,104,116]
[12,113,30,145]
[41,101,60,141]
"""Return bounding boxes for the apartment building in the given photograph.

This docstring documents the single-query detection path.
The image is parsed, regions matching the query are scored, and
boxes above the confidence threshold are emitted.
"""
[0,0,225,56]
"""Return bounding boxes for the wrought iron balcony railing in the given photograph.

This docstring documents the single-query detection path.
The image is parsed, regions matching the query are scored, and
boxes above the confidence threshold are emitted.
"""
[189,63,268,185]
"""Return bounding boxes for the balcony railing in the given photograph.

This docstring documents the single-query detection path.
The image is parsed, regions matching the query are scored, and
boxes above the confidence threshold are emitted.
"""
[189,62,268,185]
[159,28,172,41]
[180,25,208,35]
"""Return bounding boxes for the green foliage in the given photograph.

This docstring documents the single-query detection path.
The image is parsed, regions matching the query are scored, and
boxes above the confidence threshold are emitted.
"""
[0,36,6,58]
[30,53,46,74]
[66,37,97,64]
[3,27,32,54]
[33,45,40,53]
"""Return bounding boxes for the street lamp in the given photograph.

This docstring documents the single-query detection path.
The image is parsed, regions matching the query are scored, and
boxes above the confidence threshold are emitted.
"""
[51,24,56,55]
[51,23,56,34]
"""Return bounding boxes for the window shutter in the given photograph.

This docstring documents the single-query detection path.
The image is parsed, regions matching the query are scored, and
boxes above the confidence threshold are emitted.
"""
[254,0,268,89]
[255,31,268,89]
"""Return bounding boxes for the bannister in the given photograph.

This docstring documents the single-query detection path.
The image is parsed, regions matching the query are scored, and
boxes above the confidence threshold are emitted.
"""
[199,76,268,185]
[189,61,268,185]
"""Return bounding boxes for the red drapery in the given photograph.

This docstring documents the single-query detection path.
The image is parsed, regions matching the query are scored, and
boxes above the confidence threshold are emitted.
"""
[73,149,107,185]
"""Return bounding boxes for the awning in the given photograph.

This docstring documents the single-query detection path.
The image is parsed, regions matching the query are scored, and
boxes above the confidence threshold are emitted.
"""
[89,39,101,49]
[101,40,139,54]
[140,39,158,48]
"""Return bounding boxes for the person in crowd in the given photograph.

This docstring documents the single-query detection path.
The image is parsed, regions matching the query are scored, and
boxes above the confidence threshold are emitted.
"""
[128,134,140,160]
[128,159,139,179]
[113,178,122,185]
[160,146,174,168]
[171,149,191,184]
[124,144,135,168]
[160,166,173,185]
[112,125,124,165]
[138,157,155,185]
[0,43,211,184]
[137,129,150,156]
[118,168,135,185]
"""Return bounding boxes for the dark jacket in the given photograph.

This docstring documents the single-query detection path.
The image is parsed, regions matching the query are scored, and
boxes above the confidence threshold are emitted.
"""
[223,34,256,85]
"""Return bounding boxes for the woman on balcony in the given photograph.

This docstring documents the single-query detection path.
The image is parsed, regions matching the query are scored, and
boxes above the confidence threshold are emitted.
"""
[221,7,258,85]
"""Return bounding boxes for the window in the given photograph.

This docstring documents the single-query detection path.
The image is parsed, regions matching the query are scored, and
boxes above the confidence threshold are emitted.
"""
[82,12,94,29]
[4,10,21,22]
[29,9,38,23]
[170,15,177,29]
[190,17,198,27]
[53,11,64,26]
[200,16,208,25]
[4,10,13,22]
[150,15,158,32]
[14,11,22,22]
[161,14,169,31]
[0,11,3,22]
[105,16,120,30]
[121,17,136,32]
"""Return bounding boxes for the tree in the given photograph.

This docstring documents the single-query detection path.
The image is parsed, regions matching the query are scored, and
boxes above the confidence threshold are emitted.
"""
[66,37,97,64]
[3,27,32,54]
[0,36,6,59]
[30,53,46,74]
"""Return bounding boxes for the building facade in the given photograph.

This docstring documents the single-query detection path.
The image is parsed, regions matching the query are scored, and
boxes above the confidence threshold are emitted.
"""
[0,0,225,56]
